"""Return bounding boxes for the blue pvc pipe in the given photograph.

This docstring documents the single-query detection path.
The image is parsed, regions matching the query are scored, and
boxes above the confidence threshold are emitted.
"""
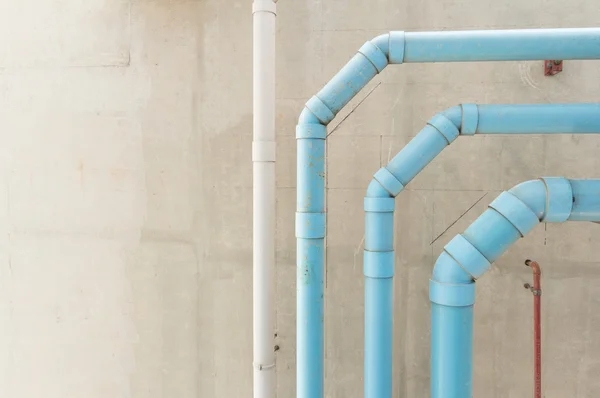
[361,105,600,398]
[430,304,473,397]
[386,123,456,185]
[430,178,600,397]
[364,188,395,398]
[399,28,600,63]
[365,277,393,398]
[296,111,327,398]
[569,179,600,221]
[476,104,600,134]
[297,238,324,398]
[297,27,600,398]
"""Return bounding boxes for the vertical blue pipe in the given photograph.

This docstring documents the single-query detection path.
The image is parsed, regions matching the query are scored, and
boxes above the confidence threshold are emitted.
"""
[296,38,387,398]
[296,238,324,397]
[362,112,460,396]
[296,117,326,398]
[364,184,395,398]
[430,251,476,398]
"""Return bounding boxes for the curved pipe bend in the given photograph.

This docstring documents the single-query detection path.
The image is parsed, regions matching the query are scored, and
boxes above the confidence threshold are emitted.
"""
[432,178,566,286]
[430,178,600,398]
[431,177,600,294]
[296,27,600,398]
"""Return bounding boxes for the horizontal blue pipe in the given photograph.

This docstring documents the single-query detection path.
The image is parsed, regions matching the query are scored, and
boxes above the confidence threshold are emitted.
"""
[430,178,600,397]
[476,104,600,134]
[399,28,600,63]
[569,179,600,221]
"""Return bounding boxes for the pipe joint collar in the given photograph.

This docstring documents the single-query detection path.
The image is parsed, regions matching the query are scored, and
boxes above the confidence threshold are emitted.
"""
[364,250,394,278]
[252,0,276,14]
[295,212,326,239]
[460,104,479,135]
[296,123,326,140]
[305,96,335,125]
[389,31,405,64]
[373,168,405,197]
[358,41,388,73]
[541,177,573,222]
[364,197,395,212]
[444,235,491,279]
[428,113,459,144]
[489,192,539,236]
[252,141,276,162]
[429,279,475,307]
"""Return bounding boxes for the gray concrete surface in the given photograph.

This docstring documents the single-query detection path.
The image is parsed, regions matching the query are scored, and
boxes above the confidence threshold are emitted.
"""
[0,0,599,397]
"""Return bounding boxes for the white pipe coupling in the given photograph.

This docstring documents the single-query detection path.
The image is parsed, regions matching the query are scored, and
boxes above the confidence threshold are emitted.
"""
[252,141,276,162]
[252,0,277,15]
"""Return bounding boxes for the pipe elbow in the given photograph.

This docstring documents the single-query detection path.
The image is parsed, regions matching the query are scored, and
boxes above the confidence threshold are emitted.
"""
[432,251,473,284]
[509,177,574,223]
[430,250,476,308]
[427,111,460,144]
[371,34,390,58]
[441,106,462,129]
[366,178,393,198]
[298,107,321,124]
[368,167,404,198]
[508,179,547,220]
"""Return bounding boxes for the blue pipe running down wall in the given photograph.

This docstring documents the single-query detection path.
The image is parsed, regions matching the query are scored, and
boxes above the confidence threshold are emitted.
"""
[295,27,600,398]
[430,178,600,397]
[363,104,600,397]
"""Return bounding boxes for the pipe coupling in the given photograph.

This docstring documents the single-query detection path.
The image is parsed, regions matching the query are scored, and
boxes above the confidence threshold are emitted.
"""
[429,279,475,307]
[252,141,276,162]
[489,191,539,236]
[373,168,404,197]
[443,234,491,279]
[389,31,405,64]
[540,177,573,222]
[252,0,276,15]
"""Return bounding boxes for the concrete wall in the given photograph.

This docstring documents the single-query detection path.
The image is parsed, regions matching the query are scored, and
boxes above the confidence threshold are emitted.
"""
[1,0,599,397]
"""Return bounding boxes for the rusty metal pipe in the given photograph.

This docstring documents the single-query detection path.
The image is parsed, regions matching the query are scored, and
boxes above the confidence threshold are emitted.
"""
[524,259,542,398]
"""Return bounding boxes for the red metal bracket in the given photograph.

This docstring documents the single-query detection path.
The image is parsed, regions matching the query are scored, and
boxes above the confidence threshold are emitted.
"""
[544,60,563,76]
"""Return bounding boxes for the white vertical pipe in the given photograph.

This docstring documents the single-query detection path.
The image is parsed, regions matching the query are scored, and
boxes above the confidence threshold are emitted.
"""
[252,1,277,397]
